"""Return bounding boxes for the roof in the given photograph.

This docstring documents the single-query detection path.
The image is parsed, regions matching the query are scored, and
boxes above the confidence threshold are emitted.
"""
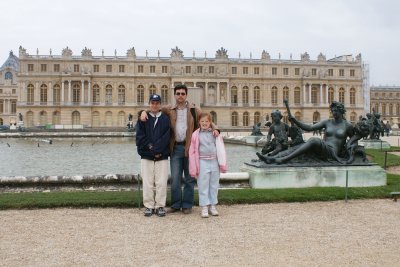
[0,51,20,71]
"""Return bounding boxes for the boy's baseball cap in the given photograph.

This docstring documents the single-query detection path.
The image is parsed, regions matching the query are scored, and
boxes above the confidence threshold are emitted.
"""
[149,94,161,103]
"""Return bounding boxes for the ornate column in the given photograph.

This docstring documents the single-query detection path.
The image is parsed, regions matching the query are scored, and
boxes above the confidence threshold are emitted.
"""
[319,83,323,104]
[48,82,53,105]
[325,84,329,103]
[216,82,220,105]
[81,80,85,104]
[61,81,65,104]
[35,82,40,105]
[204,82,208,104]
[308,84,312,104]
[68,80,71,104]
[227,82,231,104]
[88,81,91,104]
[303,83,307,104]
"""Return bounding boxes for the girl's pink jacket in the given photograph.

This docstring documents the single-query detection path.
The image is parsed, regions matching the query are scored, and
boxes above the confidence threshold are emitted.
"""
[189,128,227,178]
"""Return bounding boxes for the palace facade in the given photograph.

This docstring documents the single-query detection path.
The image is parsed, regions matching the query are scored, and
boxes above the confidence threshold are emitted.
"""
[370,86,400,128]
[12,46,367,129]
[0,51,19,126]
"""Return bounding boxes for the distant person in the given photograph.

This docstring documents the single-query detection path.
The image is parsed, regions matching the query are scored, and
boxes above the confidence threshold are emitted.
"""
[136,94,170,217]
[189,113,227,218]
[385,121,392,137]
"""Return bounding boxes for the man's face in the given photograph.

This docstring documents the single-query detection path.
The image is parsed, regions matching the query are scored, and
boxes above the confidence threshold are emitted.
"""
[149,100,161,113]
[174,89,187,104]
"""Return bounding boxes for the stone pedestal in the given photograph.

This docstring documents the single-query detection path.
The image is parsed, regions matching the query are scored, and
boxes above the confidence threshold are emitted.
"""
[359,139,390,149]
[240,164,386,189]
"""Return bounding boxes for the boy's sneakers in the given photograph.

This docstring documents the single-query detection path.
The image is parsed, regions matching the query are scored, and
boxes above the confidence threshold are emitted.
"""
[156,207,166,217]
[144,208,154,217]
[201,206,209,218]
[209,205,219,216]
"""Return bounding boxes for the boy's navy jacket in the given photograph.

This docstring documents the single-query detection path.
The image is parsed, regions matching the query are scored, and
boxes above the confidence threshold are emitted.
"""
[136,112,170,161]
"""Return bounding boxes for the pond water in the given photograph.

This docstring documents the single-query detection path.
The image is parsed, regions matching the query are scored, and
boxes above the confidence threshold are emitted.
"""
[0,137,258,176]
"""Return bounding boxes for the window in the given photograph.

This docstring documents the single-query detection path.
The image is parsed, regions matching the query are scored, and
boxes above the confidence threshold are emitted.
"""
[119,65,125,73]
[73,84,80,104]
[106,65,112,72]
[339,69,344,76]
[54,64,60,72]
[5,72,12,80]
[254,86,260,105]
[12,89,16,94]
[294,87,301,104]
[197,66,203,74]
[231,112,238,126]
[339,88,345,103]
[150,65,156,73]
[311,87,318,104]
[209,66,214,74]
[295,68,300,75]
[254,67,259,75]
[243,112,249,126]
[138,65,144,73]
[0,89,2,94]
[27,84,34,104]
[92,84,100,104]
[137,85,144,104]
[254,112,261,124]
[232,67,237,74]
[312,68,317,76]
[105,85,112,105]
[283,68,289,75]
[11,100,16,113]
[350,88,356,105]
[283,87,289,101]
[231,86,238,105]
[328,88,334,103]
[53,84,60,104]
[118,85,125,105]
[161,85,169,104]
[162,66,168,73]
[210,111,217,124]
[74,64,80,72]
[28,64,34,72]
[149,84,157,96]
[272,67,277,75]
[0,100,3,114]
[328,69,333,76]
[72,111,80,125]
[389,104,393,115]
[271,86,278,104]
[93,65,99,72]
[41,64,47,72]
[242,86,249,105]
[243,67,248,75]
[40,84,48,104]
[350,69,355,77]
[381,103,386,115]
[185,66,191,74]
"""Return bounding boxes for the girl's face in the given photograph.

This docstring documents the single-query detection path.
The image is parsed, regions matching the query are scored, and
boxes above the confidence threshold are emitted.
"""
[199,116,211,130]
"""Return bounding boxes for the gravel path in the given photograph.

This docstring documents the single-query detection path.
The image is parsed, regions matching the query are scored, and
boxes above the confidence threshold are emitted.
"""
[1,199,400,266]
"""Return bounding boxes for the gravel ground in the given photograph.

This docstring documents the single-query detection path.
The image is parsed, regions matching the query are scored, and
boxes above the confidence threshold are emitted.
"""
[1,199,400,266]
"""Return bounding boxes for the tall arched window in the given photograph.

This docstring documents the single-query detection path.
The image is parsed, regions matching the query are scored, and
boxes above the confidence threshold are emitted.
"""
[137,85,145,105]
[118,111,125,126]
[118,85,126,105]
[72,83,80,104]
[243,111,249,126]
[93,84,100,104]
[381,103,386,115]
[53,84,60,105]
[396,104,400,115]
[72,111,80,125]
[389,104,393,115]
[254,112,261,124]
[328,87,334,103]
[283,86,289,102]
[339,88,345,103]
[39,111,48,125]
[231,86,238,105]
[52,111,61,125]
[350,112,357,124]
[242,86,249,106]
[295,111,302,121]
[105,84,112,105]
[0,100,3,114]
[210,111,217,124]
[311,87,318,104]
[271,86,278,104]
[313,111,320,123]
[149,84,157,96]
[294,87,301,104]
[350,88,356,105]
[161,85,169,105]
[105,111,113,126]
[253,86,260,106]
[231,111,238,126]
[40,84,48,105]
[27,84,34,105]
[5,72,12,80]
[91,111,100,127]
[26,111,34,127]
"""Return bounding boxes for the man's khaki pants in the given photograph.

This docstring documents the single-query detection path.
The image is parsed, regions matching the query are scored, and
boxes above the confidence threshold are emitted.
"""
[141,159,169,209]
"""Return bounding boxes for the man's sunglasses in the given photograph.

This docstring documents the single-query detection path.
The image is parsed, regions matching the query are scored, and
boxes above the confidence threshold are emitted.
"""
[175,92,186,96]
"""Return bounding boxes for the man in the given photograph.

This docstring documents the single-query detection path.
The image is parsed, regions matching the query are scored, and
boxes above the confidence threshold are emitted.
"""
[140,84,218,214]
[136,94,170,217]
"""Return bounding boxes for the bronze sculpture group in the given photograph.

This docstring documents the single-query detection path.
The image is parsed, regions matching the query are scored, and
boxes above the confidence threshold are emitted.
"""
[255,100,371,166]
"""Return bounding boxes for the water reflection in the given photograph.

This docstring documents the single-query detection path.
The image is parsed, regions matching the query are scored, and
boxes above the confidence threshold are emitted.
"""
[0,138,258,176]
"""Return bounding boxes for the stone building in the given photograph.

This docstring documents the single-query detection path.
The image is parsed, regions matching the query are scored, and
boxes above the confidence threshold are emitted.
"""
[15,46,367,129]
[370,86,400,128]
[0,51,19,126]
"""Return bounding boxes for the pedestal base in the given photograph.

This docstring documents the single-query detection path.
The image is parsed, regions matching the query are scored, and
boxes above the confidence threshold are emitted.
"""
[240,164,387,189]
[359,140,390,149]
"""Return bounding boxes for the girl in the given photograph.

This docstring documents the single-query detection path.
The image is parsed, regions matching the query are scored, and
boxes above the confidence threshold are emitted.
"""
[189,113,227,218]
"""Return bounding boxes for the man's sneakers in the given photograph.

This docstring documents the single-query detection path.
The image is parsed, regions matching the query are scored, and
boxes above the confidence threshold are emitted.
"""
[182,208,192,214]
[144,207,166,217]
[144,208,154,217]
[209,205,219,216]
[201,206,209,218]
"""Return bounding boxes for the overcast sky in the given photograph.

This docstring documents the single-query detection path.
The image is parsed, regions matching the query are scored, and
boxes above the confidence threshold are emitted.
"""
[1,0,399,85]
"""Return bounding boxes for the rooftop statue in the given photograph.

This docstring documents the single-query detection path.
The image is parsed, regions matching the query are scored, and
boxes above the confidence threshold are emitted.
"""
[256,100,369,165]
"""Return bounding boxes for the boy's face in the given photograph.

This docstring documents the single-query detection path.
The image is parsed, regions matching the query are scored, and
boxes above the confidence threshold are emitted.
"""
[149,100,161,113]
[199,116,211,130]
